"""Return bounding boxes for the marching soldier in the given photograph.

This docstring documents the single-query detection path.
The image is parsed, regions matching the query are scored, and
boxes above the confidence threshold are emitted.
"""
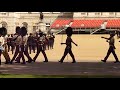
[0,27,11,64]
[24,32,33,63]
[0,27,11,65]
[101,32,120,63]
[15,34,26,64]
[10,27,21,64]
[59,27,78,63]
[0,32,4,65]
[33,32,48,62]
[13,27,33,64]
[28,33,36,54]
[3,34,11,64]
[50,33,55,49]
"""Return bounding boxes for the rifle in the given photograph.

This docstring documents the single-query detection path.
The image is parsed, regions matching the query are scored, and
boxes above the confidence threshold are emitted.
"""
[101,36,109,40]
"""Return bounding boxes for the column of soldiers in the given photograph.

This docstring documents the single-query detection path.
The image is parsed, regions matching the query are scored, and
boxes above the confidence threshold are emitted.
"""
[0,26,55,65]
[6,30,55,54]
[0,26,120,65]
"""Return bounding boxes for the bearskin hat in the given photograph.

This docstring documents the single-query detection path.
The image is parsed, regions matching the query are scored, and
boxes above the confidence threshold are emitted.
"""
[110,32,115,36]
[39,31,43,36]
[0,28,3,35]
[0,27,7,36]
[65,27,73,36]
[15,26,21,34]
[20,27,27,36]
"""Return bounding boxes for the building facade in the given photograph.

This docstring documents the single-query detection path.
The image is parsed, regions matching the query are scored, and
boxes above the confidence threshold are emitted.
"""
[0,12,60,34]
[0,12,120,34]
[73,12,120,19]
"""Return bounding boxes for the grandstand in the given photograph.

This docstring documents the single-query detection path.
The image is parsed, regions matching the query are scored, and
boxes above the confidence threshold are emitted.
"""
[50,12,120,34]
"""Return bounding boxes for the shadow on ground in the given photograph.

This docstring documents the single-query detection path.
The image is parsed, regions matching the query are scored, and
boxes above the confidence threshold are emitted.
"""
[0,61,120,76]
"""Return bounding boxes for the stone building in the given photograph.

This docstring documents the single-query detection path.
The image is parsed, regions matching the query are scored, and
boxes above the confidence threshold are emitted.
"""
[0,12,60,34]
[0,12,120,34]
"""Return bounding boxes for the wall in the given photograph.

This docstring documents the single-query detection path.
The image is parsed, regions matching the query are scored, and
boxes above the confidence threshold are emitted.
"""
[0,12,60,34]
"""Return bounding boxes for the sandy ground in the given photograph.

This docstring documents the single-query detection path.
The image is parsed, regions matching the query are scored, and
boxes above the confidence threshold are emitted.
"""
[1,34,120,75]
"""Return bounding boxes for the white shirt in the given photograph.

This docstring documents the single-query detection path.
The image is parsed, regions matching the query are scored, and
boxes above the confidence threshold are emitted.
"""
[13,35,20,45]
[24,35,28,45]
[0,36,4,46]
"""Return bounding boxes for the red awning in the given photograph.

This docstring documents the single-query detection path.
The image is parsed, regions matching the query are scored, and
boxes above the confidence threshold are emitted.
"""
[50,19,72,29]
[71,19,104,28]
[51,19,120,29]
[106,19,120,28]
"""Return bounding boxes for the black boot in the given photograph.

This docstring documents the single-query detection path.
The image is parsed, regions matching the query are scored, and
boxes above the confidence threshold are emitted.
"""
[10,60,13,64]
[101,60,106,63]
[5,60,10,64]
[43,60,48,62]
[72,61,76,63]
[114,61,120,63]
[58,60,63,63]
[21,62,26,64]
[26,59,33,63]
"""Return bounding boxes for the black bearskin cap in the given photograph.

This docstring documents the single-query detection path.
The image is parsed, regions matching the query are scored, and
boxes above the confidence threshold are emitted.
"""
[0,27,7,36]
[20,27,27,36]
[65,27,73,36]
[16,26,21,34]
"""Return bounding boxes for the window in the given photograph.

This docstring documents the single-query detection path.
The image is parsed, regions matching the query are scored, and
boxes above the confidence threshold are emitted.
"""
[95,12,101,15]
[109,12,114,15]
[1,13,6,15]
[28,12,32,14]
[81,12,86,15]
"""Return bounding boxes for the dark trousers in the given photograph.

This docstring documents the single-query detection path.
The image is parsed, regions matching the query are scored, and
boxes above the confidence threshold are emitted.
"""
[60,48,76,62]
[24,45,33,62]
[16,45,33,62]
[104,46,119,61]
[11,44,15,54]
[49,40,52,49]
[51,40,54,49]
[11,45,19,62]
[15,45,25,63]
[2,45,11,63]
[7,44,11,52]
[33,45,48,62]
[29,45,35,54]
[49,40,54,49]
